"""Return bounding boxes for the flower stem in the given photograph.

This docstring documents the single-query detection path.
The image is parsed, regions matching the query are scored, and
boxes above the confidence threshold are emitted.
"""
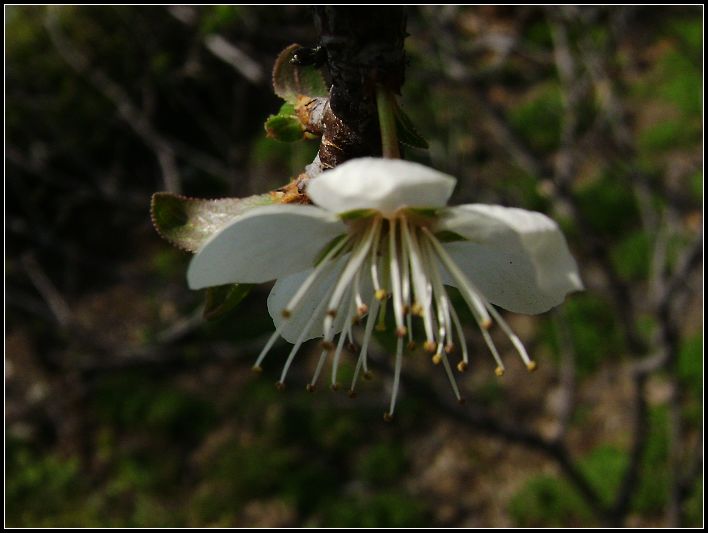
[376,86,400,159]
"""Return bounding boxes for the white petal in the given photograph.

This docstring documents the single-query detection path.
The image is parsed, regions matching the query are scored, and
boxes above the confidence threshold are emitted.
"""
[306,157,456,216]
[267,256,342,343]
[187,204,346,288]
[438,204,583,314]
[268,252,375,343]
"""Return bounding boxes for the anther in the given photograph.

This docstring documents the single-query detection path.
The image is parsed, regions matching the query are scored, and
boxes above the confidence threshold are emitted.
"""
[305,384,316,393]
[363,370,373,381]
[407,341,417,351]
[494,366,505,377]
[457,397,466,405]
[526,360,538,373]
[275,381,286,391]
[251,365,263,373]
[411,303,423,316]
[444,342,455,354]
[431,353,443,365]
[321,340,336,351]
[402,304,410,314]
[375,289,387,301]
[357,304,369,316]
[482,319,493,330]
[326,309,337,318]
[281,309,292,319]
[423,340,437,353]
[383,412,394,423]
[457,361,468,373]
[330,383,341,391]
[395,326,408,338]
[348,390,358,399]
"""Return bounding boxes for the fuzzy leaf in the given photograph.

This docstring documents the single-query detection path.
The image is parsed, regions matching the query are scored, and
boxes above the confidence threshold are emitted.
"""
[264,114,305,142]
[394,106,429,149]
[272,43,329,103]
[151,192,274,253]
[203,283,255,320]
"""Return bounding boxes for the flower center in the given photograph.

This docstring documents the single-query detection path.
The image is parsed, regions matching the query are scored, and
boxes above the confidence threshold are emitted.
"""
[254,211,536,421]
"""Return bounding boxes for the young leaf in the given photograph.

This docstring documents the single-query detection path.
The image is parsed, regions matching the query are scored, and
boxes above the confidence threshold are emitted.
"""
[264,114,305,142]
[272,43,329,103]
[151,192,274,253]
[203,283,255,320]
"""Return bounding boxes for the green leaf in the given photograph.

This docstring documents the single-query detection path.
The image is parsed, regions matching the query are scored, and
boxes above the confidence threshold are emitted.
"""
[393,106,429,149]
[151,192,274,253]
[272,43,328,103]
[203,283,255,320]
[264,113,305,142]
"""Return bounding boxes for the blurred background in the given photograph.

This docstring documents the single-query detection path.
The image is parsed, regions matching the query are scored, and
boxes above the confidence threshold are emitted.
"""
[5,6,703,527]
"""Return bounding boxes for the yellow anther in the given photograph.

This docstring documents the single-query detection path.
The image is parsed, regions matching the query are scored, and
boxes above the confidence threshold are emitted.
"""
[411,303,423,316]
[444,342,455,354]
[494,366,505,377]
[375,289,387,301]
[457,361,468,373]
[431,353,443,365]
[423,340,437,353]
[482,319,493,330]
[526,360,538,373]
[395,326,408,338]
[281,309,292,319]
[305,384,316,393]
[357,304,369,316]
[251,365,263,373]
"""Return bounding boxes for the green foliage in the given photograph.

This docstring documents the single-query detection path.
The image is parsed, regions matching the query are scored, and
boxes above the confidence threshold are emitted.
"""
[509,474,592,527]
[508,82,562,153]
[611,231,651,281]
[559,294,625,376]
[677,334,703,398]
[574,170,639,237]
[320,492,429,527]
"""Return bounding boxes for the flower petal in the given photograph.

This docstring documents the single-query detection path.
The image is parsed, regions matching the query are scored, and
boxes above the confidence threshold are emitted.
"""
[187,204,346,288]
[438,204,583,314]
[267,257,342,343]
[307,157,456,216]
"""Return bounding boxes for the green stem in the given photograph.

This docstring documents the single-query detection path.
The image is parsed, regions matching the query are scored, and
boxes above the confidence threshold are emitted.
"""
[376,86,400,159]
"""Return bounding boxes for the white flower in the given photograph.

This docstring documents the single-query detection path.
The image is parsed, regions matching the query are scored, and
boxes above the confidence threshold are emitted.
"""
[187,158,583,420]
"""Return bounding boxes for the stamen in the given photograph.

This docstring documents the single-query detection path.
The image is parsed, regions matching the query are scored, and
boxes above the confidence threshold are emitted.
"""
[449,304,469,370]
[386,335,404,420]
[484,303,536,371]
[350,296,380,392]
[282,234,351,317]
[401,222,436,347]
[480,325,506,376]
[388,218,406,336]
[330,325,349,390]
[278,282,334,385]
[439,350,463,402]
[325,219,380,332]
[369,216,384,294]
[422,227,492,329]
